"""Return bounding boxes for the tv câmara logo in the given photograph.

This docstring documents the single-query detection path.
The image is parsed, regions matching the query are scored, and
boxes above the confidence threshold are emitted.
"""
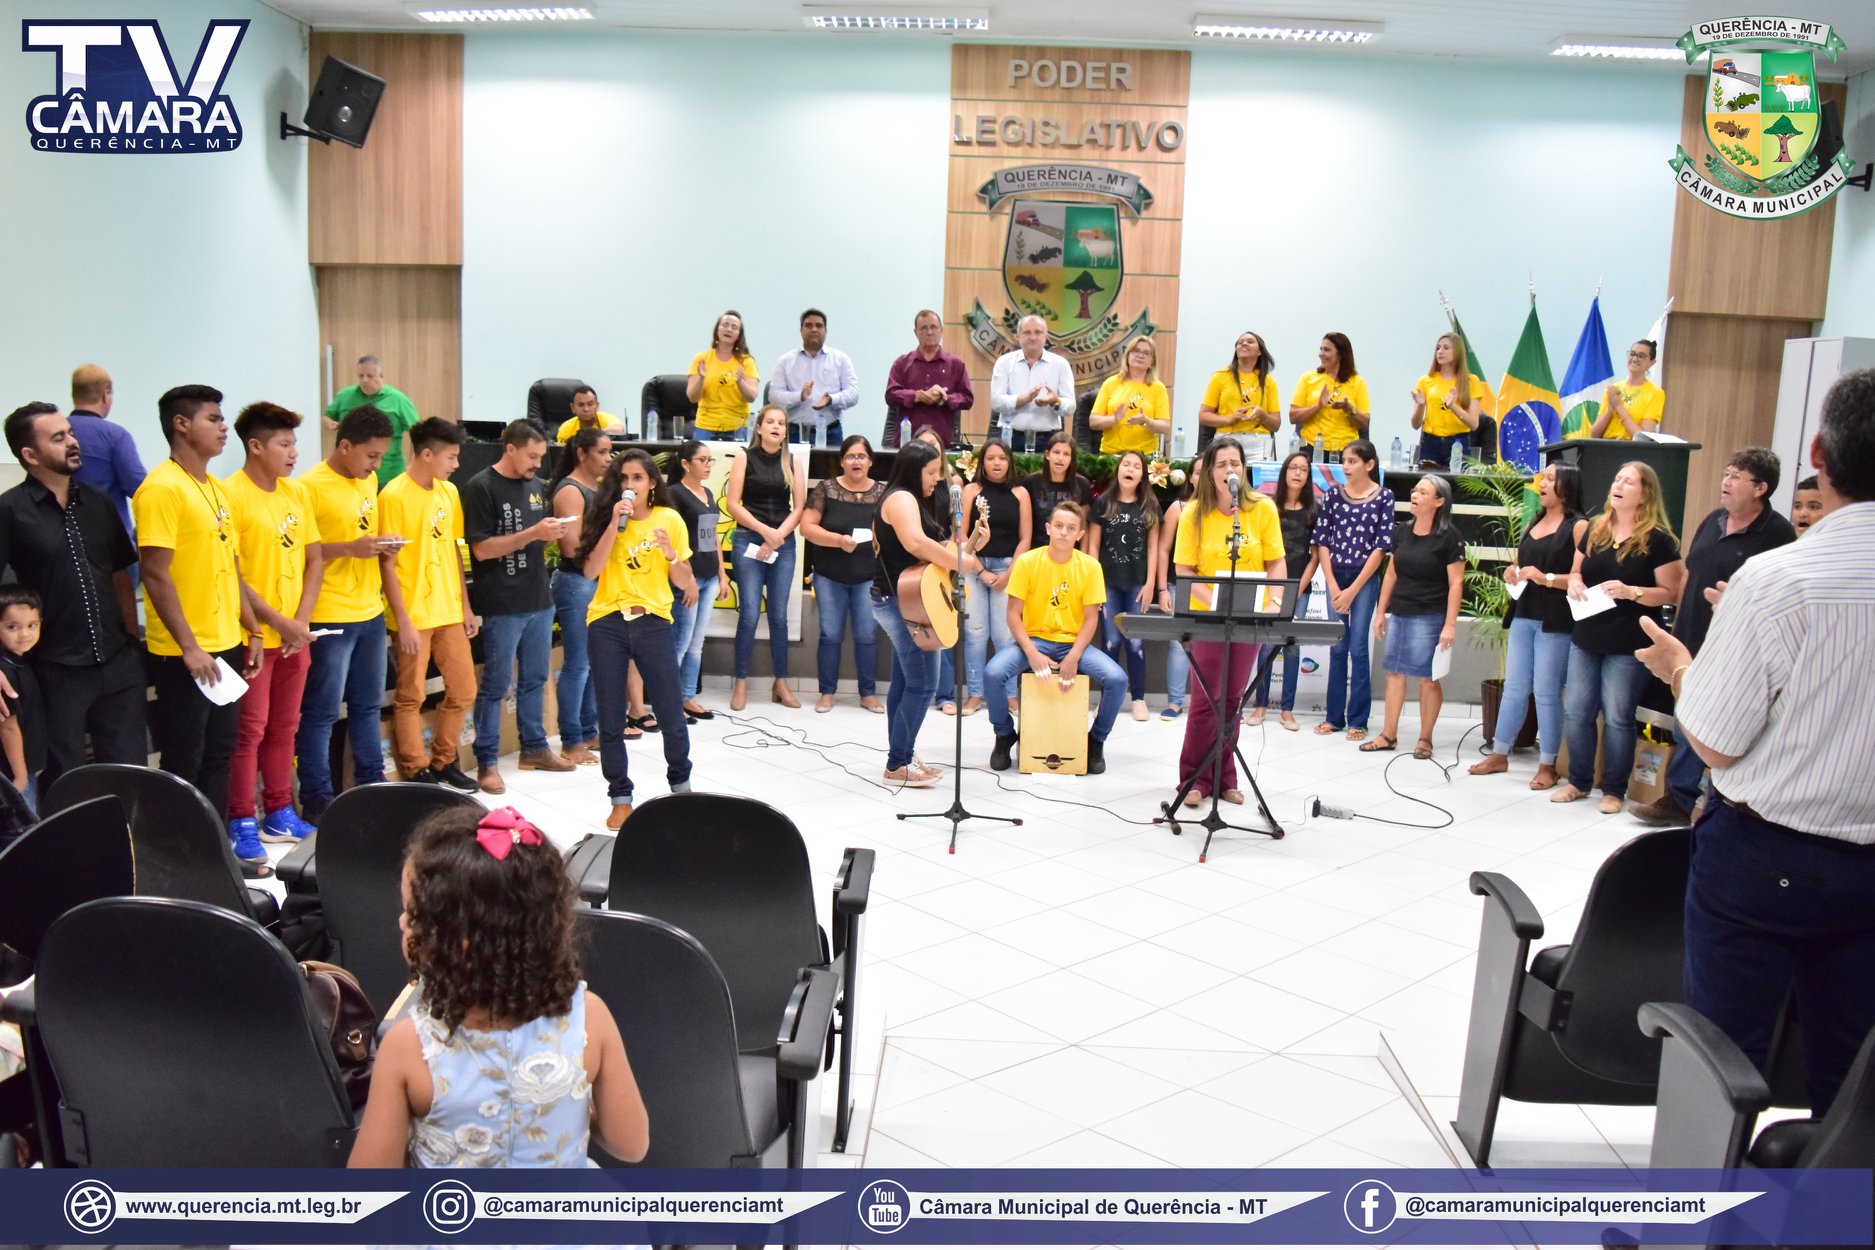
[1669,15,1856,218]
[22,18,248,153]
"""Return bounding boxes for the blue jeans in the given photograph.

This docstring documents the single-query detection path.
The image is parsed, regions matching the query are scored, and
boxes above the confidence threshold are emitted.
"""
[964,556,1014,698]
[295,614,388,810]
[696,426,744,442]
[1103,583,1147,700]
[987,638,1128,743]
[815,576,878,696]
[1685,800,1875,1116]
[872,592,940,771]
[1493,616,1571,764]
[1417,430,1469,466]
[1563,646,1648,797]
[552,570,599,745]
[1164,622,1189,708]
[1324,567,1380,730]
[589,610,690,803]
[934,648,957,708]
[732,528,796,680]
[790,419,843,450]
[671,574,719,702]
[1253,641,1300,712]
[473,606,554,767]
[1665,717,1708,813]
[1006,428,1057,454]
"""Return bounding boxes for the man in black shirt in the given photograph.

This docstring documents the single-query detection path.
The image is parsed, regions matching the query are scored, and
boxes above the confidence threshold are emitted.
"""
[0,403,146,787]
[1632,446,1795,825]
[464,419,575,792]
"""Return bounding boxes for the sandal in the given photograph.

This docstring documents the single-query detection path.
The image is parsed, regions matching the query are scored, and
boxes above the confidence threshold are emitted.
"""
[622,722,643,740]
[1469,753,1509,776]
[1345,727,1368,742]
[1222,788,1245,805]
[1182,789,1203,808]
[627,714,659,735]
[1530,764,1559,791]
[683,701,715,720]
[938,701,957,716]
[1314,722,1340,736]
[1550,783,1588,804]
[1359,734,1397,753]
[1413,739,1434,760]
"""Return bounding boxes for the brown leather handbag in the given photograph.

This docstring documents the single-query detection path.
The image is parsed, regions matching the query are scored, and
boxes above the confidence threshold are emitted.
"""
[301,960,377,1110]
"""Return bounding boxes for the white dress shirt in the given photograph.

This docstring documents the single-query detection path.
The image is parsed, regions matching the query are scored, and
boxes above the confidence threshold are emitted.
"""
[768,347,859,443]
[989,349,1076,434]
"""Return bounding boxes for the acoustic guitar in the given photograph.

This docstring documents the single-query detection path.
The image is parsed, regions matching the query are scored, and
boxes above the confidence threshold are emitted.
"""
[893,495,987,652]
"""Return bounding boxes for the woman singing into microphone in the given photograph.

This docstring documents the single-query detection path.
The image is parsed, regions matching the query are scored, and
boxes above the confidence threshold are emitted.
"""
[1172,436,1286,807]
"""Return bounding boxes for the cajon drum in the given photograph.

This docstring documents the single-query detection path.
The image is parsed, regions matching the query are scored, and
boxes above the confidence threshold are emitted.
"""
[1017,673,1091,775]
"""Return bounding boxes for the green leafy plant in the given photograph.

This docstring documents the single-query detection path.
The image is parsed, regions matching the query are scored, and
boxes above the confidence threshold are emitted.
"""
[1456,456,1534,676]
[1712,78,1724,111]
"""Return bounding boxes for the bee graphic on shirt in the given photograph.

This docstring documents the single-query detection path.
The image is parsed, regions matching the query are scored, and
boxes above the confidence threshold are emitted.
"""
[429,505,448,541]
[621,533,661,573]
[355,498,376,532]
[277,513,302,550]
[211,504,232,543]
[1048,580,1071,608]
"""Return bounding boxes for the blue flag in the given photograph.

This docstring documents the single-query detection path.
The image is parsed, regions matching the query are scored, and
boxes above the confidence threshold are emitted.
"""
[1559,297,1616,439]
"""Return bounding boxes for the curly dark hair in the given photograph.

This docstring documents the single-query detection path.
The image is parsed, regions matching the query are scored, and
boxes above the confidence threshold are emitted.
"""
[402,807,581,1034]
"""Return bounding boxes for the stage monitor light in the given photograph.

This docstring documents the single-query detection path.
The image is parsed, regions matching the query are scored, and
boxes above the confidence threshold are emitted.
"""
[1550,36,1687,61]
[408,4,593,21]
[802,6,989,31]
[1193,15,1381,44]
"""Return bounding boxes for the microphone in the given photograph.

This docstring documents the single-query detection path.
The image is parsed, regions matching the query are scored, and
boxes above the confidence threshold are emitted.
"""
[1225,471,1242,503]
[616,487,636,531]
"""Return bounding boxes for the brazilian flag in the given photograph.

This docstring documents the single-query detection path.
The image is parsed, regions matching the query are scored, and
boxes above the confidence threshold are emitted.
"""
[1496,298,1560,472]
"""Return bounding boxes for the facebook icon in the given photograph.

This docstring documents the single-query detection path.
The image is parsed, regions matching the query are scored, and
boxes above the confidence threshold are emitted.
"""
[1343,1179,1398,1233]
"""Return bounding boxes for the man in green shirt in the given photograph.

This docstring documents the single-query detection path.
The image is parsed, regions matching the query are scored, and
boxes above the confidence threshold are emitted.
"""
[323,355,419,486]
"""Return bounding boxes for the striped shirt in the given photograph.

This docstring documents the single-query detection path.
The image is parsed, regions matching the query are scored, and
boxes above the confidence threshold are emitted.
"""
[1675,501,1875,842]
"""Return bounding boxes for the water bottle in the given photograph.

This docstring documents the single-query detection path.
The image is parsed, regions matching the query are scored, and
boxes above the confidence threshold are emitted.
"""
[1390,436,1404,469]
[1172,424,1188,459]
[1289,431,1302,456]
[899,415,912,449]
[999,411,1013,446]
[1449,440,1465,474]
[645,405,659,441]
[1312,433,1324,465]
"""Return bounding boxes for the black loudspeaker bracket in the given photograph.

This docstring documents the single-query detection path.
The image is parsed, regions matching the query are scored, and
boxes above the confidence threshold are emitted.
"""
[279,111,332,144]
[1847,164,1873,193]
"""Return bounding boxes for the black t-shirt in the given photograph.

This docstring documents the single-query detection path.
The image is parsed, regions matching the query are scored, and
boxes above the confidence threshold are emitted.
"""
[668,483,721,582]
[808,479,886,585]
[0,652,46,775]
[1097,496,1151,589]
[976,479,1024,559]
[1023,472,1092,520]
[873,485,945,600]
[464,467,552,616]
[1276,505,1315,579]
[1572,527,1682,655]
[1512,512,1586,633]
[1673,505,1795,654]
[1387,523,1464,617]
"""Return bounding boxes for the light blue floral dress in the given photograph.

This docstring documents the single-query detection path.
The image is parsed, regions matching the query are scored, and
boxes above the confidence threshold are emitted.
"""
[408,981,596,1169]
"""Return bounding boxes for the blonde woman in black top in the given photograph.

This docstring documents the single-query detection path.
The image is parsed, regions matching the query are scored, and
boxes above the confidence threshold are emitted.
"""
[723,403,804,710]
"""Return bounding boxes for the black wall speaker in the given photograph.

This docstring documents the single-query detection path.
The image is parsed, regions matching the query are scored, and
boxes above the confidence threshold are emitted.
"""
[303,56,385,149]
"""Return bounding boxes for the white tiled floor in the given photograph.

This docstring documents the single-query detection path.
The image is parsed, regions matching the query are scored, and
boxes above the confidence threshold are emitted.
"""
[270,681,1666,1183]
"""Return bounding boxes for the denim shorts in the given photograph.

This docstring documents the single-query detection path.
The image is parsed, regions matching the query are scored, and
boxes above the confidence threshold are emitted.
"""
[1383,612,1443,678]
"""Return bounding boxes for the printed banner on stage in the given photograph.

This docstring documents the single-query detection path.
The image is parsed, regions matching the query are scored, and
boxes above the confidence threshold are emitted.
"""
[2,1168,1868,1245]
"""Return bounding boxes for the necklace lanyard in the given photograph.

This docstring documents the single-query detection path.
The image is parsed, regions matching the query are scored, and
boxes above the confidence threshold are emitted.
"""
[182,464,232,552]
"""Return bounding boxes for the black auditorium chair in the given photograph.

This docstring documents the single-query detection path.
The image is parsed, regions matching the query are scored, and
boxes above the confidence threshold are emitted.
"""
[640,373,697,442]
[34,897,355,1166]
[0,796,136,1167]
[1640,1002,1875,1171]
[44,764,279,929]
[569,793,874,1151]
[1072,388,1098,451]
[283,782,482,1016]
[881,406,902,448]
[526,376,591,435]
[1453,826,1693,1167]
[577,909,834,1168]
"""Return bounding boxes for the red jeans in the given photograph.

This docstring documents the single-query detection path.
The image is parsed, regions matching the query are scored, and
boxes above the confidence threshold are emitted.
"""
[1178,640,1259,797]
[229,646,311,818]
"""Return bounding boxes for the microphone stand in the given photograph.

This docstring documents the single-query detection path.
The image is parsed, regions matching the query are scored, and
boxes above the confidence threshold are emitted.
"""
[900,475,1022,853]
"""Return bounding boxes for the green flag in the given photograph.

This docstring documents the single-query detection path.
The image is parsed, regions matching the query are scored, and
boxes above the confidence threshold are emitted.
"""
[1444,306,1497,417]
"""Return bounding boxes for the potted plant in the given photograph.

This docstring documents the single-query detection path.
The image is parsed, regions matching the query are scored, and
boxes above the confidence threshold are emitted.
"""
[1457,456,1539,751]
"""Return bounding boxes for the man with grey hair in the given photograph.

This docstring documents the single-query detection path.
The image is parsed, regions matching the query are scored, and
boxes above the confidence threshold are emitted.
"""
[323,354,420,486]
[989,315,1074,453]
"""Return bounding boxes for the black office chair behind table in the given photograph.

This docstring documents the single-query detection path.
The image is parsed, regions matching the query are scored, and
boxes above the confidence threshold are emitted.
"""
[577,909,834,1169]
[43,764,279,928]
[34,896,355,1166]
[526,377,593,440]
[640,374,697,442]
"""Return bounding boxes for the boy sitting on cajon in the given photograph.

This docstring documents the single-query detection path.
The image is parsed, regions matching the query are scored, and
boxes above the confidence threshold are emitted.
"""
[986,501,1127,775]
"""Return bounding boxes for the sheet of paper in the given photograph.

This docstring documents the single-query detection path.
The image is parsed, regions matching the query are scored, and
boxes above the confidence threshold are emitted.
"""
[1638,430,1686,444]
[743,542,778,565]
[196,657,249,706]
[310,628,344,638]
[1505,578,1528,601]
[1569,585,1618,620]
[850,527,873,544]
[1430,641,1453,682]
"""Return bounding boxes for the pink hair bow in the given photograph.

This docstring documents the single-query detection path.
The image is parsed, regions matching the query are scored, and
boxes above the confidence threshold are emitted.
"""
[476,807,544,860]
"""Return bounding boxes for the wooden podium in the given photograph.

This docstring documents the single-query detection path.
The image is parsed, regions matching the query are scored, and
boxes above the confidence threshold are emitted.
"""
[1017,673,1090,775]
[1542,437,1702,526]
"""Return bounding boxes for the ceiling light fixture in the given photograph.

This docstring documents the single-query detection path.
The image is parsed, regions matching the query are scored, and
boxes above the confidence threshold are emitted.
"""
[410,5,594,22]
[801,6,989,31]
[1550,36,1687,60]
[1193,15,1381,43]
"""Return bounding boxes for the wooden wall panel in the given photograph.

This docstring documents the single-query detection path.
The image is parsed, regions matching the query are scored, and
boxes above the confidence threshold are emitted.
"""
[308,33,463,266]
[1666,78,1844,320]
[1661,311,1813,534]
[317,266,462,433]
[952,44,1189,106]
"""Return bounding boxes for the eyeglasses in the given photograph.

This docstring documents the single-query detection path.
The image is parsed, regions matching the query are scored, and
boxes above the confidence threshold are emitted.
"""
[1721,468,1758,484]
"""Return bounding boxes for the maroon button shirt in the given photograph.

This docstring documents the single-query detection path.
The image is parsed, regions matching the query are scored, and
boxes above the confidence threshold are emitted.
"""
[885,347,974,446]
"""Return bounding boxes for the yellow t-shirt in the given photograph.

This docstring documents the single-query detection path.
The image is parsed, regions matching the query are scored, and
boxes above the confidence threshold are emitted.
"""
[690,351,759,434]
[1006,546,1107,645]
[1290,371,1371,452]
[225,471,321,648]
[1201,368,1282,438]
[1598,379,1665,440]
[133,458,243,656]
[1415,372,1491,439]
[588,506,695,625]
[1093,375,1170,455]
[378,473,465,631]
[301,461,383,623]
[1173,495,1286,577]
[555,413,626,443]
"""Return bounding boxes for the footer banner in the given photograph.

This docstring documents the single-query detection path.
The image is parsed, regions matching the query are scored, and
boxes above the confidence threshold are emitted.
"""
[2,1168,1867,1245]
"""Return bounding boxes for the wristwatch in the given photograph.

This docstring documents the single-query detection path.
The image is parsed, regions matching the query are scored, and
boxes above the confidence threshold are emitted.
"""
[1543,571,1555,587]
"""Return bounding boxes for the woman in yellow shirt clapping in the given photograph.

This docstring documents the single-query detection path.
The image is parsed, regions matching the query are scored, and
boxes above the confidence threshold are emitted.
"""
[1198,330,1280,461]
[687,309,761,441]
[1288,332,1370,457]
[1410,332,1489,467]
[1091,336,1170,456]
